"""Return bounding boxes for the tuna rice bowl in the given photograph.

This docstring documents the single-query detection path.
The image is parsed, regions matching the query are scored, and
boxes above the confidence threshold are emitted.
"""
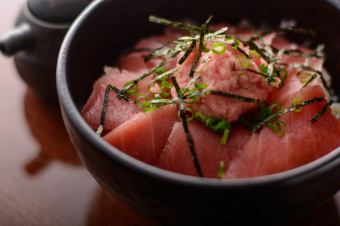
[81,15,340,179]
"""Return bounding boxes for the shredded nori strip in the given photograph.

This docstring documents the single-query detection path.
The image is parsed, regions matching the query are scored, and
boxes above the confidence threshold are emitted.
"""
[312,100,334,123]
[149,15,200,33]
[178,40,196,64]
[236,46,251,59]
[302,73,318,88]
[277,27,316,37]
[189,16,212,77]
[123,61,167,92]
[96,85,128,136]
[242,68,268,78]
[241,40,272,63]
[209,90,260,104]
[294,64,333,96]
[172,76,203,177]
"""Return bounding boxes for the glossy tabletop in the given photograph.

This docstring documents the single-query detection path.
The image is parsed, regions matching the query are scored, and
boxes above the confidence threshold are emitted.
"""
[0,1,339,226]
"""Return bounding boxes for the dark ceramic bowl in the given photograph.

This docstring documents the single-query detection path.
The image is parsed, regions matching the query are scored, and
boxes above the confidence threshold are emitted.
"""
[57,0,340,225]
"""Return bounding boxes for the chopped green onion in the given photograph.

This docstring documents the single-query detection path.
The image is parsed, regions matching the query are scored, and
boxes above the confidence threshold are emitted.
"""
[161,80,174,89]
[212,42,226,55]
[290,96,303,112]
[195,83,208,90]
[194,112,231,144]
[232,39,240,49]
[127,88,138,96]
[155,66,166,75]
[269,102,282,113]
[236,55,252,69]
[221,129,231,145]
[217,161,225,178]
[259,64,268,75]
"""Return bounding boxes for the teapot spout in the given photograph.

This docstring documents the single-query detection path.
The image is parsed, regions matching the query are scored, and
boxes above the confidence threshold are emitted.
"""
[0,23,35,56]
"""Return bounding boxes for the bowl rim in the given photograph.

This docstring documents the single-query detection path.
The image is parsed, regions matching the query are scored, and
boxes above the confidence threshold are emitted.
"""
[57,0,340,188]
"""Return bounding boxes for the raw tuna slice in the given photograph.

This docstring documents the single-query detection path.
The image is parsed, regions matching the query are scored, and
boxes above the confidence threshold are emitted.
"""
[267,70,307,105]
[157,122,250,178]
[225,85,340,178]
[104,105,178,164]
[272,37,324,71]
[81,67,150,133]
[118,52,158,73]
[268,38,325,105]
[267,70,325,107]
[119,31,181,73]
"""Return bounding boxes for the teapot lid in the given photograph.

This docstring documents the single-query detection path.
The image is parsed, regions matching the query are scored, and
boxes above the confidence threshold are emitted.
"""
[28,0,92,23]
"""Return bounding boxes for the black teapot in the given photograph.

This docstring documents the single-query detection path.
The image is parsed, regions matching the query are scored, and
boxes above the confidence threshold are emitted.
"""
[0,0,92,102]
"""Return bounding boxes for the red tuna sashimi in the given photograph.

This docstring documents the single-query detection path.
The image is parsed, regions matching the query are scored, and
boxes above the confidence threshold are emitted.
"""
[272,37,324,71]
[119,31,180,73]
[267,69,326,106]
[225,86,340,178]
[268,37,325,105]
[118,52,160,73]
[82,67,151,133]
[157,122,250,178]
[104,105,178,164]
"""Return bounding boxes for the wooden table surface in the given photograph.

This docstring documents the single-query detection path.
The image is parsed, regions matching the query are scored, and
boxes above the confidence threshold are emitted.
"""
[0,1,339,226]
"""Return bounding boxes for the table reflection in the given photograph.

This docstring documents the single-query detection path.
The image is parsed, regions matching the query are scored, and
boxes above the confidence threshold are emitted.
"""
[23,89,81,175]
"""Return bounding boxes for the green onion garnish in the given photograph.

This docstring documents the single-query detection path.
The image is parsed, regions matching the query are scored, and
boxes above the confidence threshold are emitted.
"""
[217,161,225,178]
[194,112,231,144]
[212,42,226,55]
